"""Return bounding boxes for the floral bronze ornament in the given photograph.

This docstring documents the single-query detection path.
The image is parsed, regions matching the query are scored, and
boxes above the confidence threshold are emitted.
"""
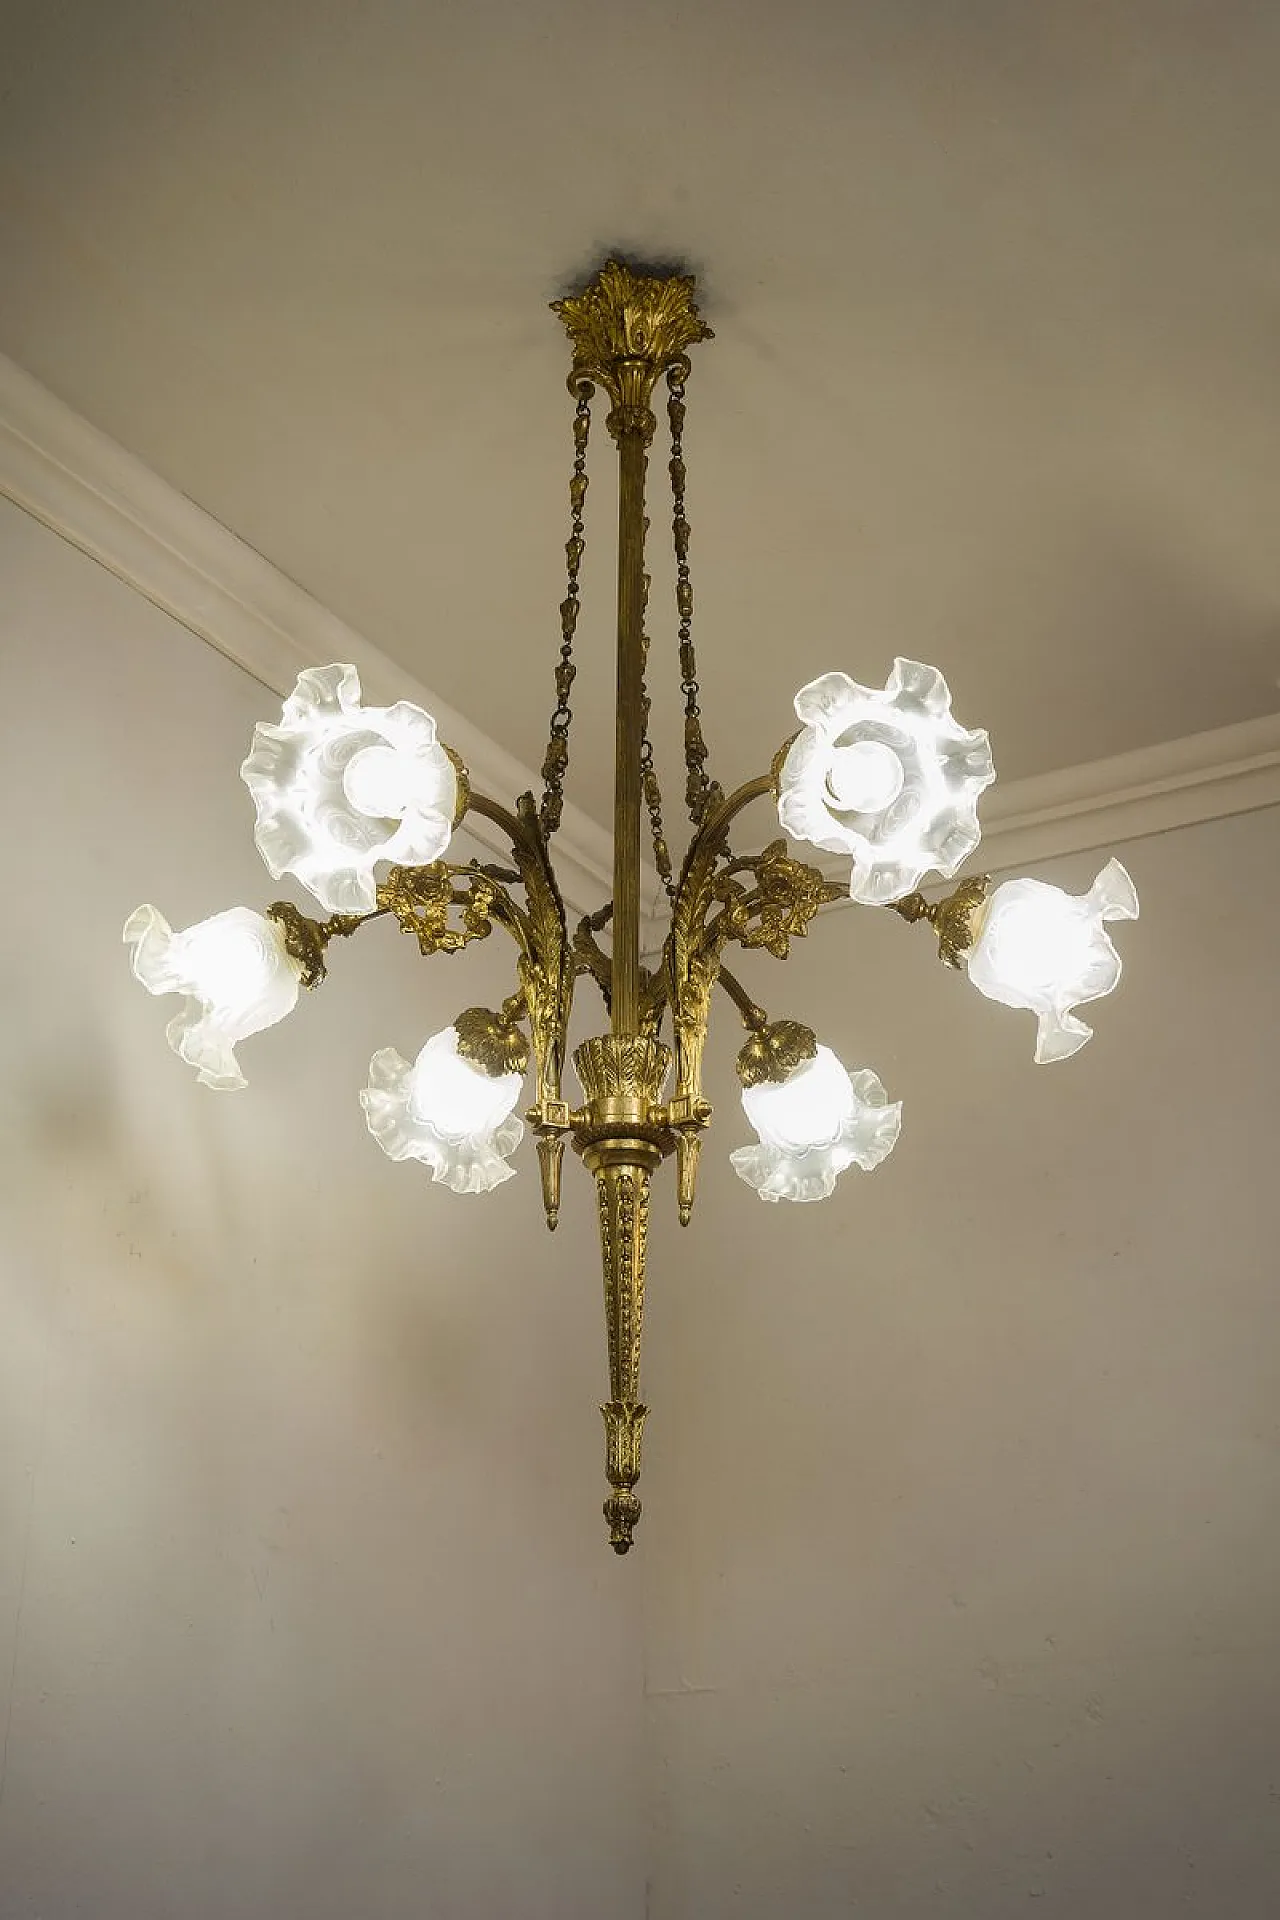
[891,873,991,970]
[125,259,1139,1553]
[734,1018,819,1090]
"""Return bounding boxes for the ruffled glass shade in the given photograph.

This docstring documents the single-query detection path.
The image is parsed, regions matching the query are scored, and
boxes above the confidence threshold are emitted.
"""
[731,1046,902,1203]
[966,858,1139,1062]
[778,660,994,904]
[123,905,303,1090]
[361,1026,525,1194]
[241,663,458,914]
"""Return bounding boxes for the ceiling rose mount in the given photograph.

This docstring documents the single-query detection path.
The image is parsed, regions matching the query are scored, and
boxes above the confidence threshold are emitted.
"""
[124,260,1139,1554]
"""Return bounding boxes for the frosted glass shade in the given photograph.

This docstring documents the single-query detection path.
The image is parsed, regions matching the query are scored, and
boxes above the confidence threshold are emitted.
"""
[122,904,303,1090]
[778,661,995,905]
[361,1026,525,1194]
[966,858,1139,1063]
[241,663,458,914]
[731,1046,902,1203]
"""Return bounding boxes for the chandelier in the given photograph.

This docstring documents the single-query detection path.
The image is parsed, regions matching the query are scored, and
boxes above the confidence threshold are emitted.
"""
[123,261,1139,1554]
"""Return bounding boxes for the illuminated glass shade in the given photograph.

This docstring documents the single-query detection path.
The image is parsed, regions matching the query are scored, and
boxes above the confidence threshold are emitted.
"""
[361,1026,525,1194]
[731,1046,902,1203]
[122,905,303,1090]
[778,660,995,904]
[966,858,1139,1063]
[241,663,458,914]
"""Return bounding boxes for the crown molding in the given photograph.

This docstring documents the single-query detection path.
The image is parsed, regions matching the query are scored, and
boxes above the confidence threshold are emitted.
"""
[3,350,1277,939]
[0,350,637,920]
[968,711,1280,871]
[809,707,1280,905]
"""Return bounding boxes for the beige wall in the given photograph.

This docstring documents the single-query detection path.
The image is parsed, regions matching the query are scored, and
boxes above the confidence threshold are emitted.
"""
[641,805,1280,1916]
[2,494,1278,1918]
[0,500,644,1920]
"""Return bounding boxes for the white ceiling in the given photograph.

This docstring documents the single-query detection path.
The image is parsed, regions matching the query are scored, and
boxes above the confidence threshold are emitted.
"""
[3,0,1279,829]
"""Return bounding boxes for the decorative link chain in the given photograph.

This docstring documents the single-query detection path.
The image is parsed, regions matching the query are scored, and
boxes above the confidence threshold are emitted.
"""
[539,383,593,839]
[667,367,722,827]
[639,567,676,898]
[539,370,718,889]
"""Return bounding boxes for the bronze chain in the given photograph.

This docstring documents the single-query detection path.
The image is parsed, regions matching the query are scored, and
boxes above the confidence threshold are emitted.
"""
[539,369,717,883]
[667,367,721,826]
[539,383,594,839]
[639,569,675,899]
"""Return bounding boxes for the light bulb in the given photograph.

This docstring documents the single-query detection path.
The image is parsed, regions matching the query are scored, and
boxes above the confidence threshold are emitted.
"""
[743,1046,855,1153]
[342,743,420,820]
[407,1027,523,1140]
[825,740,905,815]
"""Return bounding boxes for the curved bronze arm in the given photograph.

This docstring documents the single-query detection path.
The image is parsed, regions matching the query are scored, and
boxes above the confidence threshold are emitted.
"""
[649,754,844,1230]
[459,787,579,1228]
[674,771,775,887]
[717,965,768,1032]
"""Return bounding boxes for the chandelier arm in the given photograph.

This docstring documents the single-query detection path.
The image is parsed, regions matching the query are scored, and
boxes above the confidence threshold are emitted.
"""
[464,789,532,855]
[463,788,576,1151]
[890,874,992,968]
[652,794,846,1232]
[572,914,614,1012]
[679,771,776,875]
[264,899,386,988]
[661,770,775,1131]
[717,965,769,1033]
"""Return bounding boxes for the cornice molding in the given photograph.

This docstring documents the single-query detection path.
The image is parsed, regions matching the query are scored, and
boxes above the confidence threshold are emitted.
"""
[812,708,1280,905]
[969,711,1280,871]
[0,351,632,919]
[3,350,1277,938]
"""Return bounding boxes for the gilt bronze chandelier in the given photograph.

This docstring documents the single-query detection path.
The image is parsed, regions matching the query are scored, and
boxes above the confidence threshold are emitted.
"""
[124,261,1138,1553]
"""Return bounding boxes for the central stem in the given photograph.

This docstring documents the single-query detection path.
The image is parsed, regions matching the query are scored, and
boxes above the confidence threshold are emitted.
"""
[551,262,712,1552]
[610,383,652,1036]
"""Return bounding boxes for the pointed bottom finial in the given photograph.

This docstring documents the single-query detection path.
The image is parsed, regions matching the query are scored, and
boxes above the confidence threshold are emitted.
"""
[676,1130,703,1227]
[605,1489,642,1553]
[601,1400,648,1554]
[536,1132,565,1233]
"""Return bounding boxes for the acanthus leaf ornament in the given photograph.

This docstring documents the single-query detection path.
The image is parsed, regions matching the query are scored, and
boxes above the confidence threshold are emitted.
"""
[735,1019,819,1090]
[552,259,713,443]
[125,259,1139,1553]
